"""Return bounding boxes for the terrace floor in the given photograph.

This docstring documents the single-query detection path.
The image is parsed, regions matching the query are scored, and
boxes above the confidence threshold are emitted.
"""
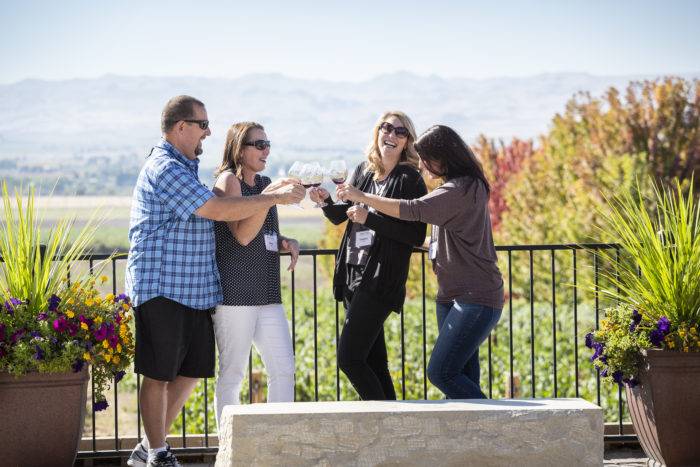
[76,446,649,466]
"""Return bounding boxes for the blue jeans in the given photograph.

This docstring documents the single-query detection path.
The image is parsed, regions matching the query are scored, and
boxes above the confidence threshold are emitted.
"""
[427,301,502,399]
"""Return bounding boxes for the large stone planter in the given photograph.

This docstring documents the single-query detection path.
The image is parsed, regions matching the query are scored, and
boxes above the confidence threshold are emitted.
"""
[0,368,89,467]
[625,349,700,466]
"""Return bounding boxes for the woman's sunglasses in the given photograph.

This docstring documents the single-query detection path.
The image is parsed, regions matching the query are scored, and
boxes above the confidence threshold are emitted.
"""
[183,119,209,130]
[244,140,271,150]
[379,122,409,139]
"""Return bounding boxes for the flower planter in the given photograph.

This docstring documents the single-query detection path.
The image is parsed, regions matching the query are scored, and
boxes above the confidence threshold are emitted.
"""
[0,368,89,467]
[625,349,700,467]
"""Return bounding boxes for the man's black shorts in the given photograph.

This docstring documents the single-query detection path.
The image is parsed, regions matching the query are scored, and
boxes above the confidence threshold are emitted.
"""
[134,296,215,381]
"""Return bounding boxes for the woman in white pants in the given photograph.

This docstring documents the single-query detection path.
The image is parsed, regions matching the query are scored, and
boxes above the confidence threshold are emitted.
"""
[212,122,299,428]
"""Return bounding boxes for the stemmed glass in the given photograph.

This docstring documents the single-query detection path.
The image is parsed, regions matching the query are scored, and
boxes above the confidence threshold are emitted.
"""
[287,161,305,209]
[327,160,348,205]
[303,162,326,208]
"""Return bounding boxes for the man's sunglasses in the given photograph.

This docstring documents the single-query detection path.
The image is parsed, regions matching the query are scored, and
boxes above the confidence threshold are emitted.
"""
[379,122,409,139]
[183,119,209,130]
[244,140,271,150]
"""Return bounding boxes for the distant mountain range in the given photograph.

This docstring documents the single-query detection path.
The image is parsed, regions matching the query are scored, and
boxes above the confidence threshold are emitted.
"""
[1,71,697,169]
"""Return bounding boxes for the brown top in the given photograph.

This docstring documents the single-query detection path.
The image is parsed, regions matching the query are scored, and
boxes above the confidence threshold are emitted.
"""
[399,176,504,309]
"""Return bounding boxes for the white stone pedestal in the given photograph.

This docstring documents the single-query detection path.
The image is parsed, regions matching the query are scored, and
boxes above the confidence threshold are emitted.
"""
[216,398,603,466]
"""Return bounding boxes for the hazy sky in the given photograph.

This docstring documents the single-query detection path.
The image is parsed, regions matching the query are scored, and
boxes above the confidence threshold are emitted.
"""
[1,0,698,84]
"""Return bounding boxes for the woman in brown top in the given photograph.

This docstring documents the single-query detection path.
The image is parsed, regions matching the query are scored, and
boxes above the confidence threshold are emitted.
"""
[337,125,503,399]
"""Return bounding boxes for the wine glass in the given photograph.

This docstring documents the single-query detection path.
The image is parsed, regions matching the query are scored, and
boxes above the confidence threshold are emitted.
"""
[327,160,348,205]
[286,161,305,209]
[304,162,326,208]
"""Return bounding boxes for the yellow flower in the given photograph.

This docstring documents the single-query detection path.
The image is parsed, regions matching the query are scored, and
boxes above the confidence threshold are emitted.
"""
[85,299,94,307]
[83,352,92,361]
[104,354,112,363]
[105,293,115,302]
[679,329,686,338]
[100,275,108,283]
[112,355,120,365]
[102,340,109,349]
[94,316,103,325]
[683,346,689,352]
[667,341,675,349]
[119,324,128,337]
[122,303,130,311]
[116,343,122,353]
[690,327,698,335]
[65,310,75,318]
[122,336,130,345]
[80,322,89,331]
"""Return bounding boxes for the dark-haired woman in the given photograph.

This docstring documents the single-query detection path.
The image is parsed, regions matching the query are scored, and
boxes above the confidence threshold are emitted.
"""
[212,122,301,428]
[309,111,427,400]
[337,125,503,399]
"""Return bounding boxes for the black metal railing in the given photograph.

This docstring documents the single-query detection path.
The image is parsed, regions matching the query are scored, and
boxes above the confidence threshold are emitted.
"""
[1,243,635,460]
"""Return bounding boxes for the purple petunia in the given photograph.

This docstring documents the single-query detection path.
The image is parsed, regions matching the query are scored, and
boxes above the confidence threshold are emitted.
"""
[30,331,42,339]
[114,370,125,383]
[601,369,608,377]
[612,371,624,384]
[629,309,643,332]
[590,342,605,362]
[48,294,61,312]
[93,400,109,411]
[585,332,595,349]
[4,298,22,315]
[10,328,26,344]
[67,322,79,337]
[93,324,108,341]
[33,345,45,360]
[657,316,670,334]
[37,312,48,321]
[72,359,85,373]
[649,329,665,347]
[115,293,130,304]
[108,334,119,349]
[53,316,69,333]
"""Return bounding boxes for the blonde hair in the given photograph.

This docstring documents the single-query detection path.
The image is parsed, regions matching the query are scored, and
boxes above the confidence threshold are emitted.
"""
[215,122,265,178]
[365,111,420,179]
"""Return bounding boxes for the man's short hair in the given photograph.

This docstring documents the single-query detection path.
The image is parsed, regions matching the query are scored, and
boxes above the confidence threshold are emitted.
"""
[161,95,205,133]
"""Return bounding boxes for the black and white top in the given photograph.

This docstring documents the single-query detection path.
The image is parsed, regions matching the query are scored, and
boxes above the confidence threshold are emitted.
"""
[346,178,389,266]
[215,173,282,306]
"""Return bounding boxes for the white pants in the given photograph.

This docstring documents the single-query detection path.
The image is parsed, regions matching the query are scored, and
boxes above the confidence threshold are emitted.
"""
[212,303,295,428]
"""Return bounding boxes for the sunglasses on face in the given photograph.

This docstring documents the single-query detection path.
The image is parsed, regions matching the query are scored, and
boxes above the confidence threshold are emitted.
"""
[183,119,209,130]
[379,122,409,139]
[244,140,271,150]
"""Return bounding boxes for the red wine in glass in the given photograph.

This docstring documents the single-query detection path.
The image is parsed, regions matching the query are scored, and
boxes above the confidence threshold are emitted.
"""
[332,177,346,185]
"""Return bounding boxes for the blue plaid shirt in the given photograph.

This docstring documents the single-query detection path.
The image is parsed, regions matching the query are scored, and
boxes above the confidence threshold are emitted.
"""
[125,138,222,310]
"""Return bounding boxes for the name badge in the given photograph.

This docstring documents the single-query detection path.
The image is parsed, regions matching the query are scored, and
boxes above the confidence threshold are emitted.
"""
[355,230,374,248]
[264,233,279,252]
[429,240,437,260]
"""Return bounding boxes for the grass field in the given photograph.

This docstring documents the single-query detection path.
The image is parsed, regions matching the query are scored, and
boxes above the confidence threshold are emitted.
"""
[32,196,327,252]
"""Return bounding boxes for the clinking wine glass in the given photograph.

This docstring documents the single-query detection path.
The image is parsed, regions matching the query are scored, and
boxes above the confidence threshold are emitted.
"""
[286,161,305,209]
[303,162,326,208]
[327,160,348,205]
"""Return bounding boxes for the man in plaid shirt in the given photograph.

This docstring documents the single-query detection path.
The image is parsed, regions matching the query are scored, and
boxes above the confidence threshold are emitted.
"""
[126,96,304,467]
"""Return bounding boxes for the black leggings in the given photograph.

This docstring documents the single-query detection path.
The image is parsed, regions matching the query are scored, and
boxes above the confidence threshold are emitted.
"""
[337,288,396,400]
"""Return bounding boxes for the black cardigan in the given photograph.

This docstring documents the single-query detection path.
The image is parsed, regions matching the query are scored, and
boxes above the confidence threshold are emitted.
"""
[322,161,427,312]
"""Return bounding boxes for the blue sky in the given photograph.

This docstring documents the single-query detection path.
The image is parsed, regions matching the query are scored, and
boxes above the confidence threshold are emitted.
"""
[1,0,698,84]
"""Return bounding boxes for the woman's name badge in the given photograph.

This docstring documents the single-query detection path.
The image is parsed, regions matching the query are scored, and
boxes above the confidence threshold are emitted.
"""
[355,230,374,248]
[429,241,437,260]
[264,233,279,252]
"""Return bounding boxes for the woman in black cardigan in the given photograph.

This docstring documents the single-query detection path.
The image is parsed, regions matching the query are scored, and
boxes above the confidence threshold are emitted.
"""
[310,111,427,400]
